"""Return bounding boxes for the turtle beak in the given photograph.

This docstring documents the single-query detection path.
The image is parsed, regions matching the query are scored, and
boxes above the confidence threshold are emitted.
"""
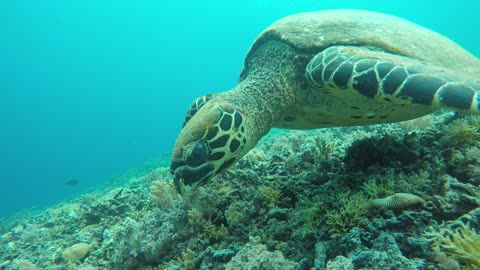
[170,162,214,194]
[170,139,215,194]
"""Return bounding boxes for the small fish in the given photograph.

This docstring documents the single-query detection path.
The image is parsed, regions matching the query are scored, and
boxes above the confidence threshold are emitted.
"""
[65,178,79,186]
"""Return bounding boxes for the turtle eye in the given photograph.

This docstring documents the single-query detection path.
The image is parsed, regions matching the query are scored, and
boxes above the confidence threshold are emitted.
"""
[183,139,211,167]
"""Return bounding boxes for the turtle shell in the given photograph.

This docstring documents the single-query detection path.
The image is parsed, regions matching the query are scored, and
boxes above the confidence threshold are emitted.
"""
[240,9,479,80]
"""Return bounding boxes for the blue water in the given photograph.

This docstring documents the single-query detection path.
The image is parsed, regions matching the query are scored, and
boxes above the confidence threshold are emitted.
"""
[1,0,478,218]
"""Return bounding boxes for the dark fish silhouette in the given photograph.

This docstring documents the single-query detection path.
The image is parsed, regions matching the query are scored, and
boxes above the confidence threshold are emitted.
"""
[65,178,79,186]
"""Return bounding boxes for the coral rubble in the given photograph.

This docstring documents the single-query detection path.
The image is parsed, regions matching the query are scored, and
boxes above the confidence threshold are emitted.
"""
[1,112,480,269]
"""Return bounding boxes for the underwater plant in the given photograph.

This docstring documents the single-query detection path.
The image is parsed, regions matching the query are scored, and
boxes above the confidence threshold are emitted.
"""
[361,177,396,199]
[290,199,326,239]
[424,222,480,270]
[259,185,282,209]
[441,116,480,148]
[314,136,337,161]
[325,193,369,238]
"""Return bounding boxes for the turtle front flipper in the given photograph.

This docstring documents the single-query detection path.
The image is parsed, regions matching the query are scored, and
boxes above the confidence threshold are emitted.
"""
[305,46,480,124]
[182,94,216,127]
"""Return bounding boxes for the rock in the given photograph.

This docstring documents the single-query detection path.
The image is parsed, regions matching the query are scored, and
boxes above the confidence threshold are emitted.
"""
[313,241,328,270]
[5,241,16,252]
[0,260,11,269]
[212,249,235,262]
[267,208,289,220]
[1,232,14,242]
[10,259,36,270]
[326,256,354,270]
[12,224,25,234]
[62,243,90,262]
[78,224,103,243]
[336,228,428,269]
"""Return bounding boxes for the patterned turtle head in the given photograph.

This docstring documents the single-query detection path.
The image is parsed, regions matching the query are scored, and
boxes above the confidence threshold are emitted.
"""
[170,94,252,194]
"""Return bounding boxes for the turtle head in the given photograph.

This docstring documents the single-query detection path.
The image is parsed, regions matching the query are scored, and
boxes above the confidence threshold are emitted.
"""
[170,94,252,194]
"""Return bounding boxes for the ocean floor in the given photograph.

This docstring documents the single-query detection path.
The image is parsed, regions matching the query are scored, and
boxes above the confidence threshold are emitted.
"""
[1,111,480,270]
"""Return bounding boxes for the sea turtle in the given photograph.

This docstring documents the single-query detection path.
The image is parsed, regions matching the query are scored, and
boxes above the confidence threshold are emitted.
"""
[170,9,480,193]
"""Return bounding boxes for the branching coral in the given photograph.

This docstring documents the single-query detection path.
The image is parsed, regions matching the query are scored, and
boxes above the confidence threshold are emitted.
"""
[172,248,199,270]
[424,222,480,270]
[187,209,228,241]
[150,180,178,208]
[225,236,297,270]
[224,201,255,226]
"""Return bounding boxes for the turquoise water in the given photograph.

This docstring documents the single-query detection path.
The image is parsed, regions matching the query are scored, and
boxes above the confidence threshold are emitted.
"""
[1,0,478,217]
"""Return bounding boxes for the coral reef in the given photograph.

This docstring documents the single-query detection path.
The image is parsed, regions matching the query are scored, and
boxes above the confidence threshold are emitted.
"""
[1,112,480,269]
